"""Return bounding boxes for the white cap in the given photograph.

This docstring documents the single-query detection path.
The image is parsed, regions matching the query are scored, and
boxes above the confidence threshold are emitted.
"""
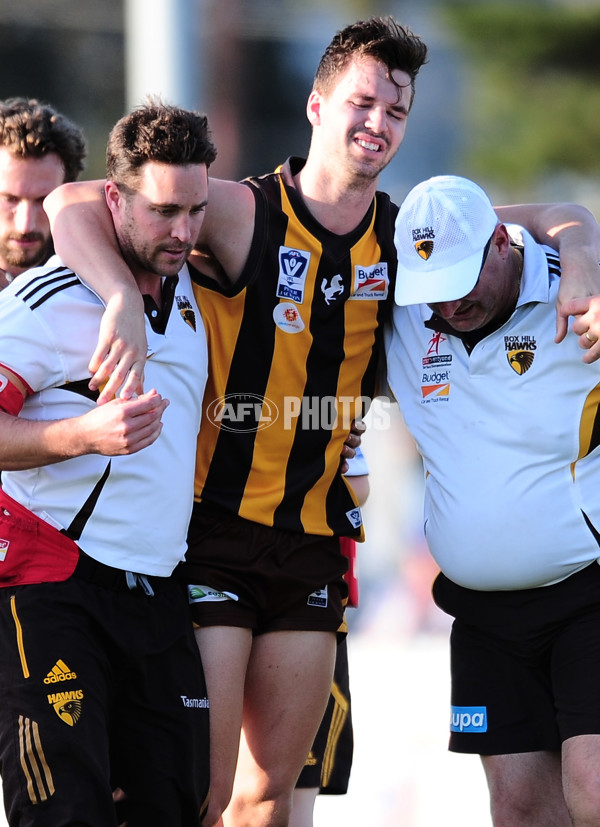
[394,175,499,306]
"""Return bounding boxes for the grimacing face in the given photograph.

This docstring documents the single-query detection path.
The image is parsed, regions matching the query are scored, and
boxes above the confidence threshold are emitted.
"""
[0,148,66,277]
[309,55,412,184]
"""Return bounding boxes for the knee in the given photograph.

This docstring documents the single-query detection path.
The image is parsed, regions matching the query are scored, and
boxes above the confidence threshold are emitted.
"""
[563,768,600,825]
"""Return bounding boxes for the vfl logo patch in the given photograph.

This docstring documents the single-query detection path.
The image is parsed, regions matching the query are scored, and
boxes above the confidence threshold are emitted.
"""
[277,247,310,303]
[450,706,487,733]
[346,508,363,529]
[350,263,388,301]
[415,239,434,260]
[47,690,83,727]
[176,295,197,331]
[307,585,328,608]
[507,350,534,375]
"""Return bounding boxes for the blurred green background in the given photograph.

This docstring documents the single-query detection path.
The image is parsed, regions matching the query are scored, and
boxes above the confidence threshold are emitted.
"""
[1,0,598,219]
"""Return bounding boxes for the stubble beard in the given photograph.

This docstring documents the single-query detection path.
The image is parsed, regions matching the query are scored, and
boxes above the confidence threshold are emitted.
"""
[0,233,52,274]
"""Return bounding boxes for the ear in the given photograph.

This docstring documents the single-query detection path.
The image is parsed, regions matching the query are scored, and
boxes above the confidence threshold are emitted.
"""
[494,223,512,259]
[104,180,122,218]
[306,89,323,127]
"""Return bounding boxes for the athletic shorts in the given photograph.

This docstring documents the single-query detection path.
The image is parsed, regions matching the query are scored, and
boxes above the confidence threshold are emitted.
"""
[296,635,353,794]
[432,563,600,755]
[181,503,348,636]
[0,554,210,827]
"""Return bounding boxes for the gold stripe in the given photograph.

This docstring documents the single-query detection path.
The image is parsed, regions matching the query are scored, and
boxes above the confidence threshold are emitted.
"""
[31,720,54,796]
[193,282,247,500]
[320,680,350,787]
[23,717,48,802]
[18,716,37,804]
[572,382,600,480]
[10,595,29,678]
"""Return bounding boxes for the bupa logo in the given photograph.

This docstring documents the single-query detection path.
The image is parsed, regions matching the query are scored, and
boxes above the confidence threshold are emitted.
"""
[206,393,279,433]
[350,262,388,300]
[450,706,487,733]
[277,247,311,303]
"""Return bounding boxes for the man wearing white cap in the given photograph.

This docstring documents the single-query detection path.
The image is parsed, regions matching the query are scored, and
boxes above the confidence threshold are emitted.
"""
[387,175,600,827]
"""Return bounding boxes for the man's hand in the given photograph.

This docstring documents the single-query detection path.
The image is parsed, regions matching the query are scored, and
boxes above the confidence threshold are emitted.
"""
[558,296,600,364]
[89,291,147,403]
[555,251,600,363]
[340,419,366,474]
[78,390,168,456]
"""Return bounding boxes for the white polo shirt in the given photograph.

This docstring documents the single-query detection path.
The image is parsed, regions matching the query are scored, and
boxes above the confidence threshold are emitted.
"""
[387,227,600,590]
[0,257,207,576]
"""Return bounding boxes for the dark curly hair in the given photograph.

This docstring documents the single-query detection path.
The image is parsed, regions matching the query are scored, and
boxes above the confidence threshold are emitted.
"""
[0,97,86,182]
[313,16,428,108]
[106,99,217,188]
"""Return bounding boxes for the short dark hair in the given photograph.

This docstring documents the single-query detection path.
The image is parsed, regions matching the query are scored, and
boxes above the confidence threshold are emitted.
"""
[314,16,428,106]
[106,99,218,188]
[0,97,86,182]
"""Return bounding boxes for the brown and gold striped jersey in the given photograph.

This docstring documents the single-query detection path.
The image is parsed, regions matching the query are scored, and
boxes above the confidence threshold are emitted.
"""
[191,157,398,537]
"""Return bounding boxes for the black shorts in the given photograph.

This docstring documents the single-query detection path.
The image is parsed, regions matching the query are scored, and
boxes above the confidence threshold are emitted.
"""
[181,503,348,636]
[433,563,600,755]
[0,559,209,827]
[296,636,353,794]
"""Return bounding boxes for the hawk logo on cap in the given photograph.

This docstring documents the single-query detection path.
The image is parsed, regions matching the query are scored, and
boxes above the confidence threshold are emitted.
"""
[415,240,434,260]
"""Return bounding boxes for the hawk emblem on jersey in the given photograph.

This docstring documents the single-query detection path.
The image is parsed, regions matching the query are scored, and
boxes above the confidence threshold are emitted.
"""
[47,689,84,726]
[508,350,534,375]
[415,239,434,260]
[176,296,196,331]
[277,247,310,303]
[0,538,8,561]
[321,274,344,305]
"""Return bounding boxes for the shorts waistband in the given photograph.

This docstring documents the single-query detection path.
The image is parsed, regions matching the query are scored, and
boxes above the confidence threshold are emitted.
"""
[73,552,157,596]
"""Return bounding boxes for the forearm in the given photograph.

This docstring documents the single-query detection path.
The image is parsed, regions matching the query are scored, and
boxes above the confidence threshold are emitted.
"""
[496,202,600,260]
[44,182,146,399]
[0,414,92,470]
[0,390,168,470]
[44,181,139,303]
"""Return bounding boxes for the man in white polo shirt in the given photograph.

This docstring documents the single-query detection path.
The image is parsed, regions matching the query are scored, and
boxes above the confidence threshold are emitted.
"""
[0,101,215,827]
[387,175,600,827]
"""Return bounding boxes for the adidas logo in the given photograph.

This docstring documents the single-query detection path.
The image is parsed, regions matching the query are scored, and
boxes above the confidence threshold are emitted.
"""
[43,659,77,684]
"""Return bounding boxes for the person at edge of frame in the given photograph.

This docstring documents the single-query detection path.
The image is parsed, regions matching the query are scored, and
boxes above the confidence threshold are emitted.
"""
[0,99,217,827]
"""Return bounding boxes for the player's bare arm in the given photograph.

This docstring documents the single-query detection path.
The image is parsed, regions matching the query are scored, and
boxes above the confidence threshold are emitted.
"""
[45,177,255,400]
[496,202,600,361]
[44,180,146,400]
[0,366,168,469]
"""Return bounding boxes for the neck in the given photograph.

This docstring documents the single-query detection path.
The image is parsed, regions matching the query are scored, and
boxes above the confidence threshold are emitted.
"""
[509,245,524,307]
[295,157,379,235]
[133,271,162,303]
